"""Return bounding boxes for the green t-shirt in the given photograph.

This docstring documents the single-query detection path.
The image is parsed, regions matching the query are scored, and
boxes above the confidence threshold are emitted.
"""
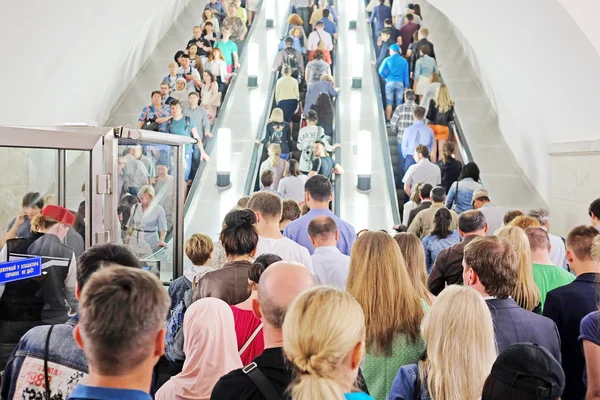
[215,39,238,66]
[532,263,576,312]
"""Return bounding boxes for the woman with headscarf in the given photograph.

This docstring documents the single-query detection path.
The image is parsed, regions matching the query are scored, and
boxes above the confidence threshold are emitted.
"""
[156,298,242,400]
[171,78,192,109]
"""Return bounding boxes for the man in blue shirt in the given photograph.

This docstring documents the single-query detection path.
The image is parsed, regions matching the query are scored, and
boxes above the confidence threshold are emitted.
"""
[68,267,170,400]
[378,43,409,124]
[368,0,392,37]
[401,106,434,173]
[168,100,210,183]
[284,175,355,255]
[205,0,226,21]
[317,9,337,40]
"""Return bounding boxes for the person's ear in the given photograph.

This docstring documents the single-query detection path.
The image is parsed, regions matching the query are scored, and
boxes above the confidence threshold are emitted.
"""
[254,212,261,224]
[155,328,166,357]
[483,223,488,234]
[329,192,333,203]
[566,249,575,265]
[73,325,84,350]
[251,247,257,257]
[252,298,263,319]
[351,341,365,370]
[309,235,316,247]
[75,283,81,300]
[305,192,311,204]
[335,230,339,241]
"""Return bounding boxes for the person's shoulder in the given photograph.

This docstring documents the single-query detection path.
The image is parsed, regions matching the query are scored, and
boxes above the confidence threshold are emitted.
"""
[211,368,252,399]
[581,311,600,336]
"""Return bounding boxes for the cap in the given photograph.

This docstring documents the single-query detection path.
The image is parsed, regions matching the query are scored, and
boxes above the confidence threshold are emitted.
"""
[42,205,75,228]
[389,44,401,53]
[488,343,564,399]
[471,188,489,204]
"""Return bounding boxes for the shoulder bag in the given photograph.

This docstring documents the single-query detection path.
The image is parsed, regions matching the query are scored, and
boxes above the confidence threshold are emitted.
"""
[238,323,263,356]
[243,362,280,400]
[44,325,56,399]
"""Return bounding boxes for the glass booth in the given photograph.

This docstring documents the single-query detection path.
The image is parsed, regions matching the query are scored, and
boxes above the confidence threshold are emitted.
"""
[0,125,195,284]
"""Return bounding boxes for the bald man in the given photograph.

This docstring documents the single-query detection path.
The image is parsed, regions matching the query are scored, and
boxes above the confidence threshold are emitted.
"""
[309,215,350,289]
[211,263,315,399]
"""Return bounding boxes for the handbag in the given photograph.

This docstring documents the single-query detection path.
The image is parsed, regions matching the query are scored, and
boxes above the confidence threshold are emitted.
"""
[143,116,160,132]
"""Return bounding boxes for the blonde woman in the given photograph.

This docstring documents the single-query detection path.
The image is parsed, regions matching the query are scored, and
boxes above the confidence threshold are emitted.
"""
[389,285,497,399]
[496,226,542,313]
[256,108,294,160]
[202,8,220,35]
[347,231,426,399]
[402,182,424,226]
[393,233,435,305]
[284,286,374,400]
[259,144,287,189]
[426,84,454,162]
[163,61,180,90]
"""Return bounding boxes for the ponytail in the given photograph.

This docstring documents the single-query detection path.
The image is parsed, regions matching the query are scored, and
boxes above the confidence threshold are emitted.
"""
[220,209,258,257]
[441,142,455,165]
[289,372,345,400]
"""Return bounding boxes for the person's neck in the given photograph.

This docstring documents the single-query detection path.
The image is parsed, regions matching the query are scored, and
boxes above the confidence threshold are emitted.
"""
[307,201,329,210]
[530,250,554,266]
[173,113,183,120]
[257,221,284,239]
[227,254,253,263]
[262,324,283,349]
[85,364,152,393]
[190,104,198,109]
[314,240,337,249]
[152,103,161,109]
[422,198,431,203]
[235,290,257,310]
[572,261,600,276]
[414,119,424,124]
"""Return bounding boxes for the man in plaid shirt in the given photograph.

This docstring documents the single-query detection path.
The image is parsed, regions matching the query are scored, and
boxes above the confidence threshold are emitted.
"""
[390,89,417,175]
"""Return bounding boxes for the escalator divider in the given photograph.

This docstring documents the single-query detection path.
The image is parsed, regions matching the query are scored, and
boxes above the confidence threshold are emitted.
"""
[331,38,341,217]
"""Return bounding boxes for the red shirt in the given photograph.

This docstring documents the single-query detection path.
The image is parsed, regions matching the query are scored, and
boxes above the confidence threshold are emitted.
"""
[231,305,265,365]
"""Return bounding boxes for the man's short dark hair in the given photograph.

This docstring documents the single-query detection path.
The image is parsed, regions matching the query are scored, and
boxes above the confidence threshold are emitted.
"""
[305,175,332,203]
[181,53,190,59]
[405,13,414,21]
[188,91,199,98]
[170,99,181,108]
[285,36,294,46]
[525,227,550,251]
[567,225,600,261]
[77,244,141,290]
[420,44,431,56]
[420,184,433,199]
[316,21,325,27]
[160,81,170,88]
[503,210,524,225]
[314,140,325,148]
[464,236,518,297]
[384,18,393,26]
[308,216,338,239]
[22,192,44,209]
[306,110,318,122]
[415,144,430,159]
[430,186,446,203]
[381,28,392,36]
[261,170,274,187]
[405,89,416,102]
[590,198,600,219]
[151,90,161,99]
[414,106,426,120]
[322,9,330,18]
[459,210,487,233]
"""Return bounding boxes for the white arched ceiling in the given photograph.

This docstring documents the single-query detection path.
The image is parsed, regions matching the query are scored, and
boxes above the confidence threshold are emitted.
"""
[427,0,600,202]
[0,0,190,127]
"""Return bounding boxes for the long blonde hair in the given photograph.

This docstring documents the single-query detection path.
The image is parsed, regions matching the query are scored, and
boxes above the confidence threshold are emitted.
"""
[269,108,284,123]
[267,143,282,167]
[347,232,424,355]
[419,285,497,400]
[284,287,366,400]
[434,84,454,114]
[394,233,435,306]
[495,226,540,311]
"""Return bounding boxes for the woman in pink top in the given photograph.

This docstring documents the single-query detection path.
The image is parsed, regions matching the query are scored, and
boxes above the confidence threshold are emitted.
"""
[231,253,282,365]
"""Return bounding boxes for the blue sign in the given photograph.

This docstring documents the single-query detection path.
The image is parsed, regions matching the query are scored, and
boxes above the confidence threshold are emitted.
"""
[0,257,42,284]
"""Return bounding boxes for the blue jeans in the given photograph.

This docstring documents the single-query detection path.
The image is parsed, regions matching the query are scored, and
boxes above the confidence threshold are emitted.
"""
[280,153,290,161]
[404,155,416,174]
[184,152,193,181]
[397,141,404,177]
[385,81,405,107]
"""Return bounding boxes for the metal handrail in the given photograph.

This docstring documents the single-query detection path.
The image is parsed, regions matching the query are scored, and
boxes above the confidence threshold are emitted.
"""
[331,37,341,216]
[365,22,401,225]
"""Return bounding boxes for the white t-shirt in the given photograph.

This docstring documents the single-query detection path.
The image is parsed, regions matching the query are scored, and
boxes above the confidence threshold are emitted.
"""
[402,159,441,190]
[177,66,201,91]
[255,236,313,273]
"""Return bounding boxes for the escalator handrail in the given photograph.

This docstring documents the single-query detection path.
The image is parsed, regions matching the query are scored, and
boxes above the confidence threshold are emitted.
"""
[244,1,294,196]
[331,37,341,217]
[365,22,402,225]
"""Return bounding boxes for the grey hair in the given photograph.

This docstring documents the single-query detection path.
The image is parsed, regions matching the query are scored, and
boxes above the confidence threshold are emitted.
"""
[527,208,550,226]
[431,186,446,203]
[138,185,155,199]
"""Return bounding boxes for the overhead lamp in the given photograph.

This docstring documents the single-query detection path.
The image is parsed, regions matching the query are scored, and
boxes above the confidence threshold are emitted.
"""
[247,43,259,88]
[216,128,232,190]
[352,44,364,89]
[356,130,372,193]
[266,1,274,28]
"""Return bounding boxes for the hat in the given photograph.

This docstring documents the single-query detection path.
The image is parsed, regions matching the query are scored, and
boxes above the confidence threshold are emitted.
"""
[487,343,565,399]
[471,188,489,204]
[42,205,75,228]
[389,44,401,53]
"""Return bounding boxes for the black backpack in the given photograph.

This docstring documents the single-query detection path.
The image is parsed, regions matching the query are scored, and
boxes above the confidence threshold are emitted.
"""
[166,116,191,136]
[283,47,299,73]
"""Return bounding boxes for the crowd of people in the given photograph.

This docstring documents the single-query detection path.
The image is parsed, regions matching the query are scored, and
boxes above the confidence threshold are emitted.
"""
[3,1,600,400]
[4,174,600,399]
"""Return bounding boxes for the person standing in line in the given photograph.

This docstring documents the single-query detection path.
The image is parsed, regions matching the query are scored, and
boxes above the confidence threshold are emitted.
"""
[408,186,457,239]
[137,90,172,133]
[527,208,569,270]
[184,91,212,141]
[398,13,419,55]
[280,200,301,231]
[68,267,170,400]
[308,216,350,289]
[309,141,343,180]
[402,144,441,197]
[257,108,294,160]
[543,226,600,400]
[297,110,340,174]
[259,144,287,190]
[471,189,510,236]
[214,28,241,73]
[378,44,409,125]
[291,0,315,35]
[462,236,562,361]
[284,175,355,255]
[277,159,308,203]
[400,106,434,173]
[406,183,433,228]
[275,65,300,125]
[177,54,202,92]
[390,89,418,176]
[437,141,462,192]
[367,0,392,37]
[413,44,438,102]
[445,162,483,214]
[428,210,487,295]
[421,207,461,273]
[426,84,454,162]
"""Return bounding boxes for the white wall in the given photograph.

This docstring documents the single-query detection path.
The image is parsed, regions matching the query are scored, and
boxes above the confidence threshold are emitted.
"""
[0,0,190,127]
[427,0,600,203]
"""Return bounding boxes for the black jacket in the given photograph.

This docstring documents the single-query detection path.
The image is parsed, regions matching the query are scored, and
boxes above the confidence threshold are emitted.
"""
[407,200,432,228]
[427,99,454,127]
[428,235,479,295]
[437,158,462,192]
[487,298,561,362]
[411,38,436,71]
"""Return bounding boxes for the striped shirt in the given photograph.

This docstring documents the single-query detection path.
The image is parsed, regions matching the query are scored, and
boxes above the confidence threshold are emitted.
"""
[390,101,417,142]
